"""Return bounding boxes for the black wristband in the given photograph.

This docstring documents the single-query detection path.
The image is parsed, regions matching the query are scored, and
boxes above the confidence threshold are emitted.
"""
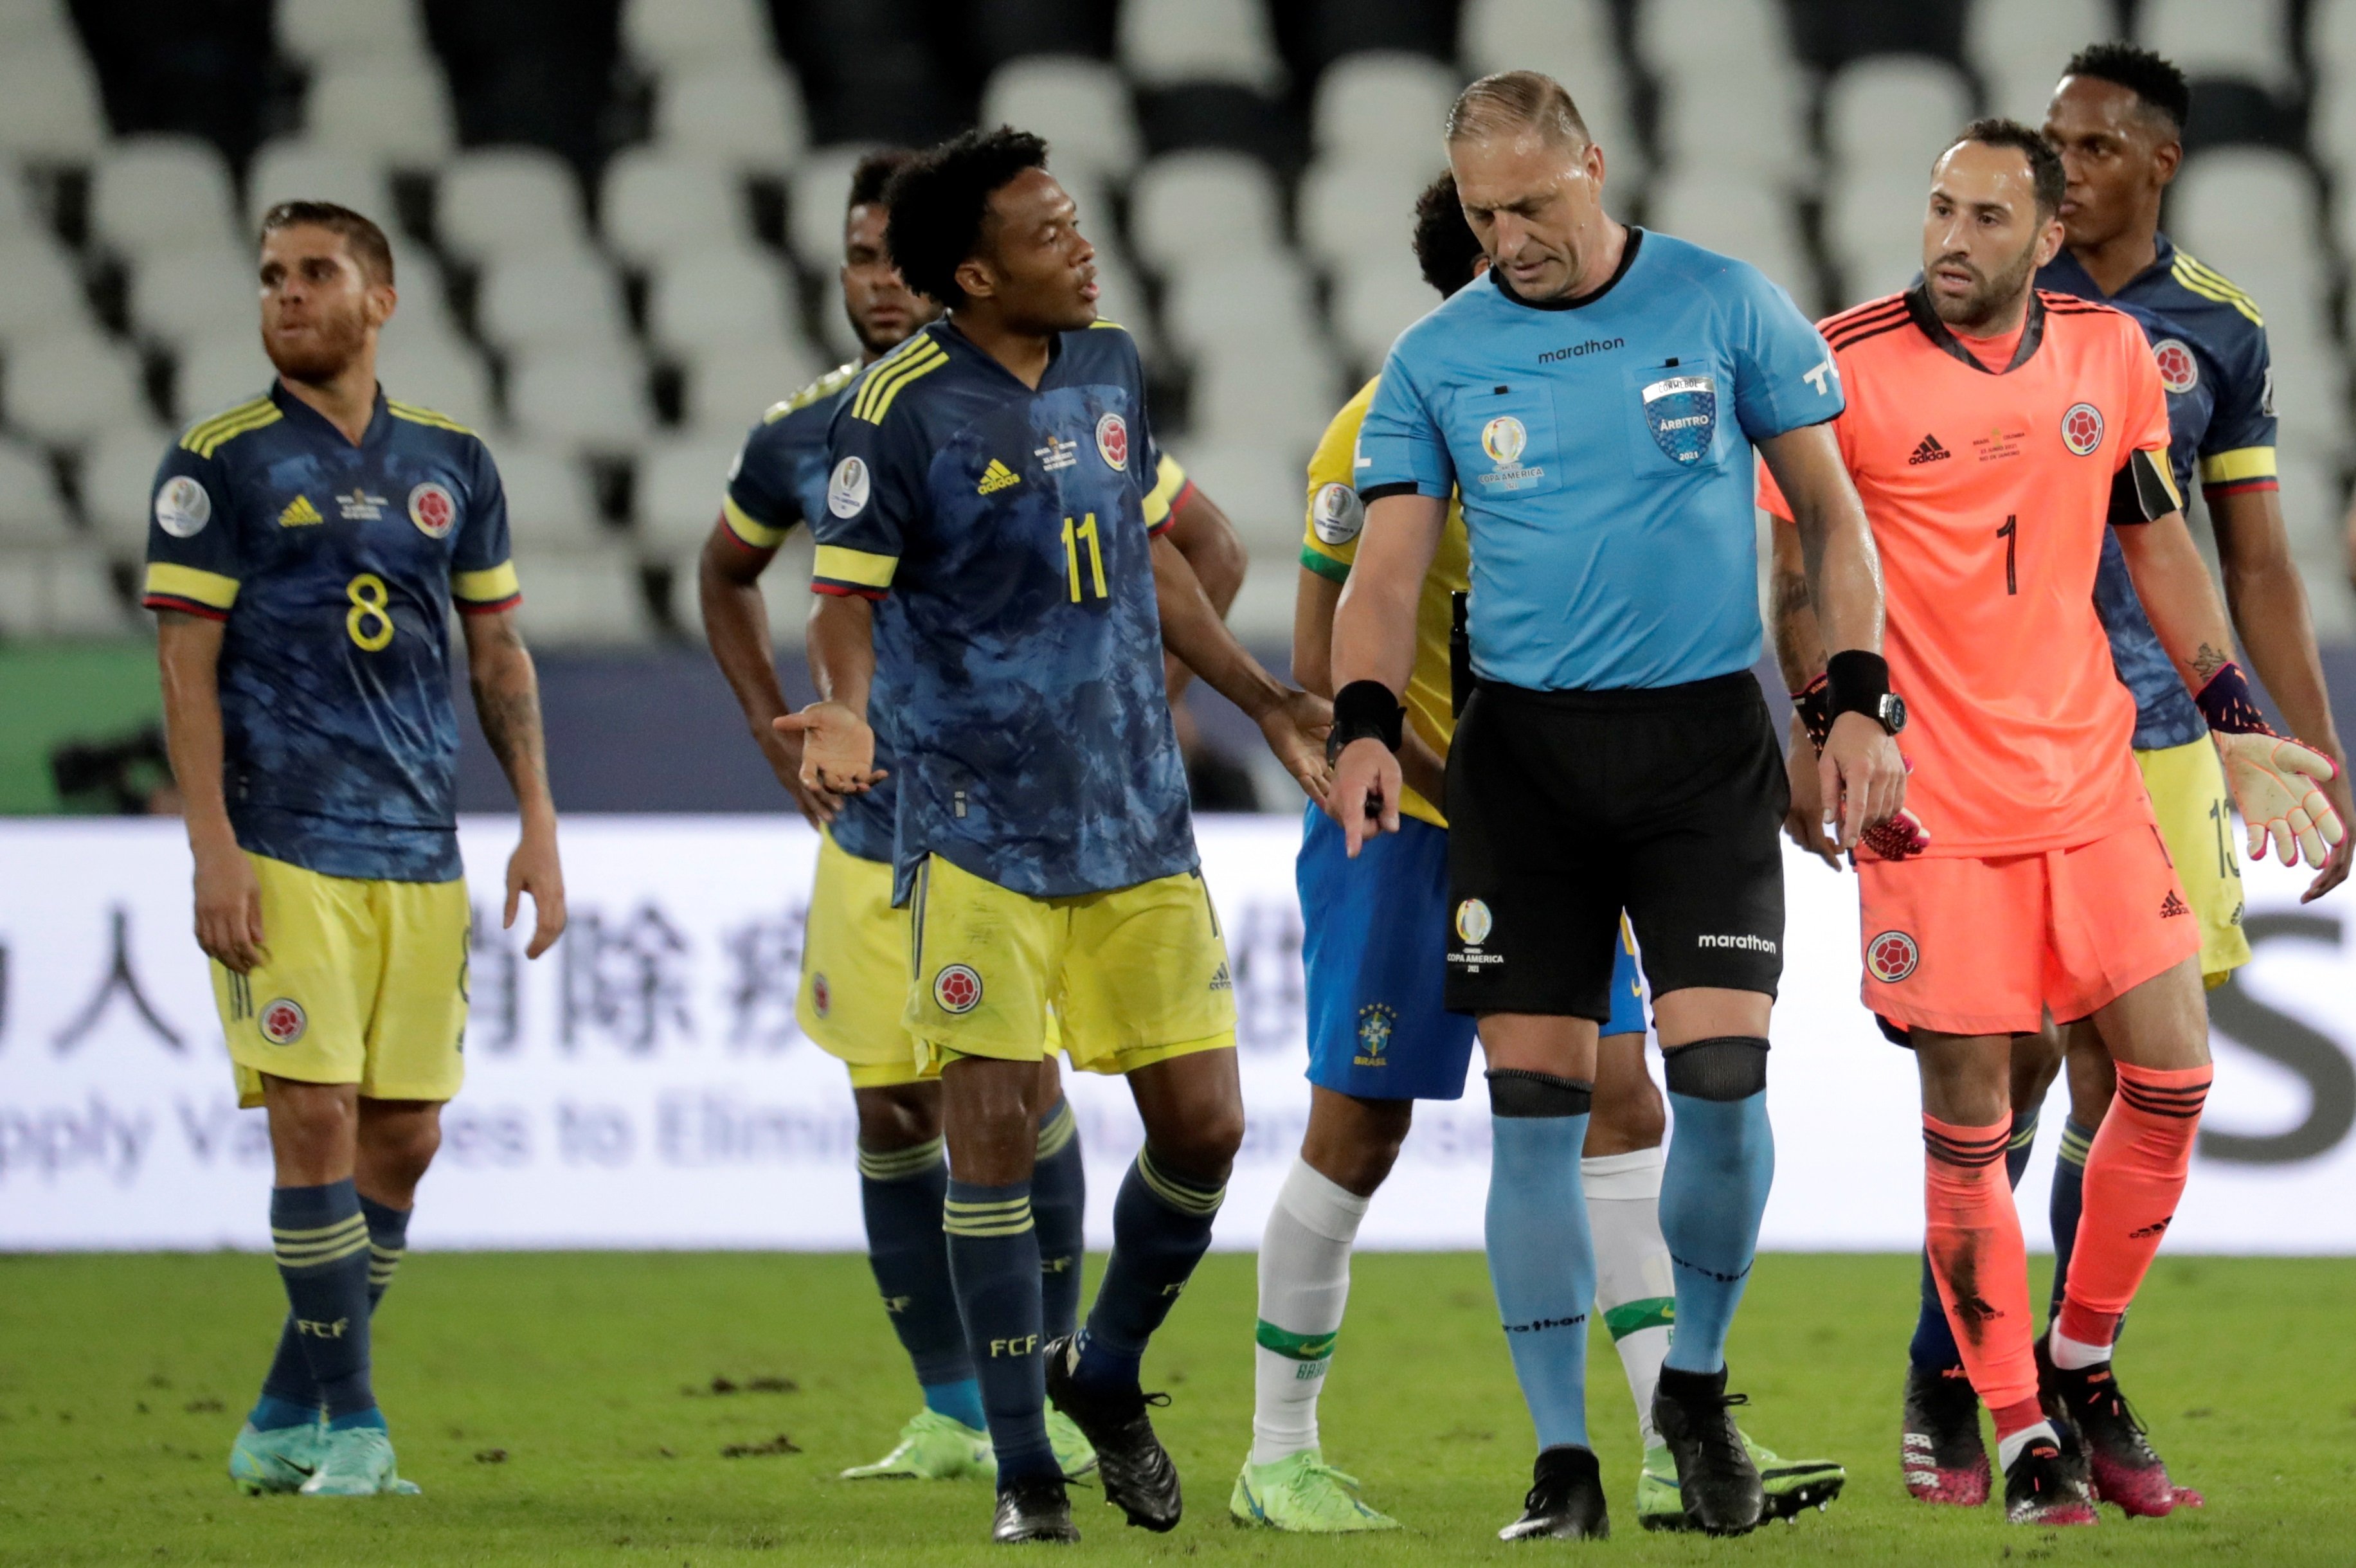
[1826,650,1891,725]
[1329,680,1405,761]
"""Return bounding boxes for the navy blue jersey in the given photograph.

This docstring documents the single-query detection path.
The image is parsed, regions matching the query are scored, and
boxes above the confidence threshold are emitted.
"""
[811,320,1194,903]
[722,360,898,863]
[1357,229,1842,690]
[143,384,517,881]
[2040,235,2277,750]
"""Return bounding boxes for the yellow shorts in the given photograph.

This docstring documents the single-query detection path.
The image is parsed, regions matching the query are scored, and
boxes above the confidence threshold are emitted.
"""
[906,854,1236,1076]
[798,828,928,1088]
[2137,737,2251,986]
[215,854,469,1109]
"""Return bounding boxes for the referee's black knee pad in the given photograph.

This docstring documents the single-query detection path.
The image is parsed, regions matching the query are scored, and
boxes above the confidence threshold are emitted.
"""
[1486,1068,1594,1119]
[1662,1036,1770,1102]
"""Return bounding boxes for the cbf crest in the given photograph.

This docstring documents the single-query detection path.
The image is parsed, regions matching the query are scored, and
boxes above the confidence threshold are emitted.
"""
[1641,374,1718,465]
[1353,1002,1396,1068]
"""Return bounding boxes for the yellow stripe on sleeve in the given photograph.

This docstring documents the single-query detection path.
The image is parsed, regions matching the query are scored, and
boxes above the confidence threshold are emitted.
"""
[452,561,521,603]
[2199,446,2278,485]
[853,343,947,423]
[1142,453,1187,527]
[142,563,240,609]
[722,494,790,550]
[813,545,897,589]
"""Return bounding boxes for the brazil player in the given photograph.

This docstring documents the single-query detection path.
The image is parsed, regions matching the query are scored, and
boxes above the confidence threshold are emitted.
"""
[782,129,1329,1544]
[146,202,564,1497]
[1235,172,1843,1536]
[1329,73,1905,1539]
[1764,123,2343,1524]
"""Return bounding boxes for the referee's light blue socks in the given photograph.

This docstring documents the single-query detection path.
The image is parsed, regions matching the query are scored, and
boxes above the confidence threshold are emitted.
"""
[1484,1069,1596,1454]
[1659,1038,1775,1376]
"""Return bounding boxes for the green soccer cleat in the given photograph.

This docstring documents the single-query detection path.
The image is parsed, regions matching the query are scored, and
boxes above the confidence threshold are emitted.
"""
[1229,1449,1401,1533]
[1048,1408,1099,1482]
[228,1419,322,1495]
[298,1425,418,1497]
[838,1409,993,1481]
[1638,1435,1844,1531]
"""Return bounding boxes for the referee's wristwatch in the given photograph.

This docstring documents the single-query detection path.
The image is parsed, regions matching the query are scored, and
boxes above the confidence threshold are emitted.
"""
[1826,651,1906,737]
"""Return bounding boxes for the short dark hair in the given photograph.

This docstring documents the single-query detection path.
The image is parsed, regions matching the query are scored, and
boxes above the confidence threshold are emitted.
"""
[258,200,393,285]
[847,147,915,213]
[2062,42,2191,133]
[1948,117,2067,219]
[1446,70,1589,148]
[1411,172,1484,296]
[883,127,1050,307]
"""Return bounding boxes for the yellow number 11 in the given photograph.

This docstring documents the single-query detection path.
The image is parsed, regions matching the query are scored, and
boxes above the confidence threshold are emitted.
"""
[1061,513,1108,603]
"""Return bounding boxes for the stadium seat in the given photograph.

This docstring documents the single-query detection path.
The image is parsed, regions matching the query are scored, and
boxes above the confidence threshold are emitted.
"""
[301,60,459,166]
[1646,172,1817,311]
[246,141,399,230]
[645,250,802,355]
[683,341,832,435]
[505,347,656,451]
[437,148,593,260]
[1086,243,1157,359]
[1297,159,1441,278]
[2266,330,2346,449]
[0,0,83,57]
[2172,149,2321,280]
[2311,1,2356,176]
[89,136,242,260]
[276,0,433,67]
[652,62,810,167]
[0,237,95,343]
[0,50,105,159]
[510,547,654,644]
[622,0,775,72]
[665,530,811,640]
[1311,52,1462,172]
[1635,0,1791,79]
[126,247,262,347]
[489,442,607,546]
[1128,152,1286,273]
[1651,67,1812,187]
[171,335,274,425]
[1164,440,1303,559]
[601,149,750,266]
[0,544,129,637]
[1966,0,2121,125]
[77,424,177,554]
[473,253,631,352]
[1188,333,1344,453]
[1160,256,1318,361]
[0,437,70,542]
[0,163,40,239]
[2139,0,2295,95]
[980,57,1141,185]
[1458,0,1641,184]
[634,433,744,552]
[375,332,497,431]
[1330,262,1435,372]
[1,332,152,446]
[1118,0,1287,93]
[786,145,875,274]
[1823,170,1937,305]
[1822,57,1977,182]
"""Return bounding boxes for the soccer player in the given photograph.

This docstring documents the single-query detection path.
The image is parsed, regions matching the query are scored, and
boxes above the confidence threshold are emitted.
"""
[1328,73,1905,1539]
[1236,172,1844,1536]
[783,128,1330,1544]
[1763,122,2343,1525]
[146,202,564,1497]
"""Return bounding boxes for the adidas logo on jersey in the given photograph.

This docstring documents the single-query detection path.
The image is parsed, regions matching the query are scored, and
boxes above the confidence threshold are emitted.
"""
[977,458,1021,494]
[278,494,323,527]
[2160,890,2191,919]
[1907,435,1951,465]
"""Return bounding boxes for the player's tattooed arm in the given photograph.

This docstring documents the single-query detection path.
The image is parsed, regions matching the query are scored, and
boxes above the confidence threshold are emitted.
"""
[2112,509,2241,701]
[1767,517,1828,692]
[156,611,267,973]
[462,607,566,958]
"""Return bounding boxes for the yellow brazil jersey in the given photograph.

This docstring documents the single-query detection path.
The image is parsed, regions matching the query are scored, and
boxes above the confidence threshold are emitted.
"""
[1299,375,1470,829]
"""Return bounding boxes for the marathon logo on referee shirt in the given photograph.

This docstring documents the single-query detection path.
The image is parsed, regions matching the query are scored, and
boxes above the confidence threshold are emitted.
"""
[1642,375,1718,464]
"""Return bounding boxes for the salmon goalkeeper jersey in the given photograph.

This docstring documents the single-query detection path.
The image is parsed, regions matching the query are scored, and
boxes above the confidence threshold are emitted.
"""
[142,384,519,882]
[813,320,1194,903]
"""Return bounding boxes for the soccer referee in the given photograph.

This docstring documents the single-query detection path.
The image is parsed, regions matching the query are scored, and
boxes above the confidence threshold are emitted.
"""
[1329,73,1905,1539]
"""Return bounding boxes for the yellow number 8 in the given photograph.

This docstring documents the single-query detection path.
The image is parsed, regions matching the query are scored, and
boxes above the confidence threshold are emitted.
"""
[345,572,394,651]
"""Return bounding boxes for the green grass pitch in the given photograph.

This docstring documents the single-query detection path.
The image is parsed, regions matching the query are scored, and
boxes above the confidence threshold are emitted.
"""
[3,1250,2351,1565]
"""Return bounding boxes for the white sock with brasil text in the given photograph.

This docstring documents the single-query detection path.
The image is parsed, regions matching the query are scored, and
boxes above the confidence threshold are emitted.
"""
[1250,1157,1371,1466]
[1585,1144,1675,1448]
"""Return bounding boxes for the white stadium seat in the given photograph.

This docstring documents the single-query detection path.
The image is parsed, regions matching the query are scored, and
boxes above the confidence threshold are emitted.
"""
[787,145,875,273]
[634,433,744,552]
[127,246,260,347]
[2,331,151,445]
[1118,0,1286,93]
[172,336,273,426]
[1459,0,1641,183]
[1163,440,1304,559]
[980,57,1141,185]
[0,0,83,55]
[437,148,592,260]
[683,341,831,435]
[510,547,653,644]
[246,141,399,229]
[1128,152,1286,273]
[507,347,654,451]
[1967,0,2121,125]
[1651,65,1812,186]
[1159,256,1317,361]
[301,60,458,165]
[1636,0,1792,77]
[602,149,749,265]
[1297,159,1439,278]
[0,436,70,541]
[78,424,179,554]
[1331,262,1436,370]
[1311,52,1461,172]
[1086,244,1157,359]
[473,253,630,352]
[665,528,811,640]
[89,136,242,259]
[0,544,129,637]
[622,0,773,72]
[1822,57,1977,181]
[2139,0,2295,95]
[1823,170,1937,305]
[0,237,95,342]
[652,62,809,167]
[277,0,432,68]
[0,51,105,158]
[0,163,41,239]
[375,333,497,432]
[489,442,606,546]
[1187,332,1345,453]
[2172,149,2322,281]
[645,249,802,355]
[1646,172,1816,311]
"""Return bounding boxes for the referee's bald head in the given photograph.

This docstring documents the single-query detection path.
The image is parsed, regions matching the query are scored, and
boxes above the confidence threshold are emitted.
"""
[1446,71,1590,150]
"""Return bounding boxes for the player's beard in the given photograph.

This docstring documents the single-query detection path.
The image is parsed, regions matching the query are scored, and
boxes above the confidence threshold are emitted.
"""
[264,300,370,385]
[1927,233,2042,334]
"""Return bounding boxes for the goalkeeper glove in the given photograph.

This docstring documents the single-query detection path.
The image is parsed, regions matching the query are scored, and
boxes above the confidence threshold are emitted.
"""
[2197,662,2345,869]
[1792,674,1930,860]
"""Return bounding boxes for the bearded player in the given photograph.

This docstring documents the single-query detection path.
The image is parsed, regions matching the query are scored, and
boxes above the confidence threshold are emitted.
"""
[1763,122,2343,1526]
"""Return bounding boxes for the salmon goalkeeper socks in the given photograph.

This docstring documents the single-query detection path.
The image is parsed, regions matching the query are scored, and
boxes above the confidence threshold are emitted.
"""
[1911,1108,2037,1374]
[269,1179,380,1427]
[2053,1063,2210,1369]
[1920,1115,2038,1412]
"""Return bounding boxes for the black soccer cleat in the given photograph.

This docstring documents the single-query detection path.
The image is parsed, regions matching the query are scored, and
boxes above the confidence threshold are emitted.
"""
[1901,1362,1991,1506]
[1041,1334,1182,1532]
[992,1475,1081,1545]
[2002,1432,2097,1526]
[2037,1338,2181,1517]
[1651,1365,1764,1536]
[1498,1445,1610,1541]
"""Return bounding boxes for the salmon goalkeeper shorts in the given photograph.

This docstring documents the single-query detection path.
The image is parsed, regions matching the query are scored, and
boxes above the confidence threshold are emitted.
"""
[1856,819,2202,1038]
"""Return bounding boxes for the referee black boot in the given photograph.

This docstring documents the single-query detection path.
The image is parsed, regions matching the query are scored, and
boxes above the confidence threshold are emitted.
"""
[1652,1365,1764,1536]
[1042,1334,1182,1531]
[991,1474,1081,1544]
[1498,1445,1609,1541]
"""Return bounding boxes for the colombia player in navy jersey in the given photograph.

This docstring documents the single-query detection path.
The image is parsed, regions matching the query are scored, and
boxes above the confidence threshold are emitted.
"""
[147,204,564,1498]
[784,129,1328,1544]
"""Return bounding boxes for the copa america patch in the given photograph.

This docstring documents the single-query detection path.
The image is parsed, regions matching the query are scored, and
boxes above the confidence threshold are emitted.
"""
[1310,481,1362,545]
[154,475,212,537]
[1454,898,1493,945]
[1865,931,1918,984]
[1095,411,1129,471]
[828,456,870,518]
[932,964,983,1014]
[259,997,309,1045]
[408,480,456,539]
[2060,402,2105,457]
[2151,338,2199,395]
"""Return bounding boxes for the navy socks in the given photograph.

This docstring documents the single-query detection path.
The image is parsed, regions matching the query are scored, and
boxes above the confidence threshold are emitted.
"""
[253,1192,411,1428]
[859,1135,975,1403]
[944,1177,1055,1483]
[1030,1099,1088,1343]
[1070,1148,1224,1394]
[265,1180,377,1425]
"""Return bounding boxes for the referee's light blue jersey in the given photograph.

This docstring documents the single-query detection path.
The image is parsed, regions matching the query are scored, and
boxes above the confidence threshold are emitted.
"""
[1356,228,1841,691]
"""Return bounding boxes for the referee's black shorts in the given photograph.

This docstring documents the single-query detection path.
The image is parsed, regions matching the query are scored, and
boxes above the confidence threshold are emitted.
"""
[1443,671,1787,1020]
